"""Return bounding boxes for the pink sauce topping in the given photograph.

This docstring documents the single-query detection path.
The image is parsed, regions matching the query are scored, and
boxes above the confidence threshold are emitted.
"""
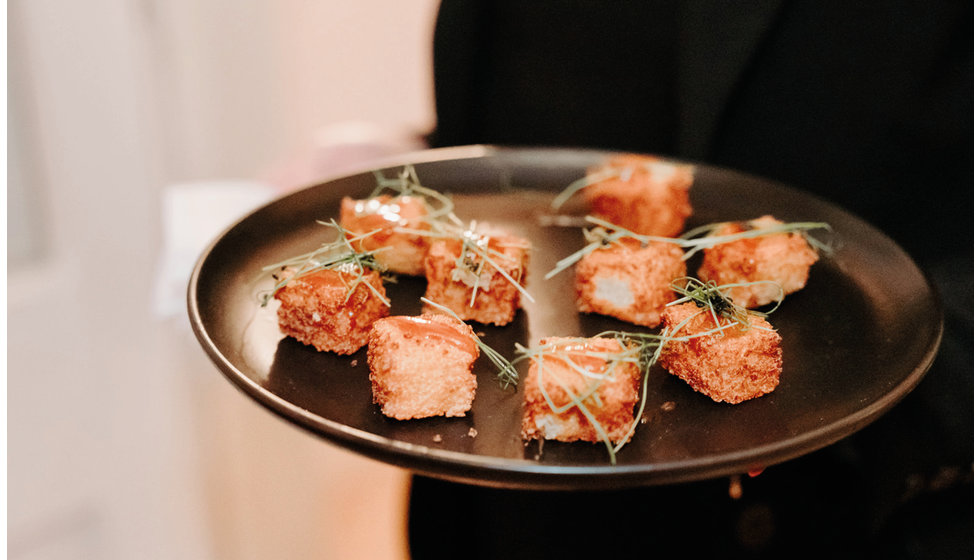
[386,316,478,357]
[540,342,613,374]
[296,269,345,288]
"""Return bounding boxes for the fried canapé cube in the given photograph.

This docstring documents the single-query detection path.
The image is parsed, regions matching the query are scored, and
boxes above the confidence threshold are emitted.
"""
[697,215,819,308]
[274,266,389,355]
[574,238,686,328]
[660,301,782,404]
[521,337,641,444]
[367,314,479,420]
[340,194,430,276]
[423,232,530,326]
[584,154,694,237]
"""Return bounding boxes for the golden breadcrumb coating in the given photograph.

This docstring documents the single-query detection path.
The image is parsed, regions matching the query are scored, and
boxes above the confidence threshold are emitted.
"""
[584,154,693,237]
[574,239,686,328]
[660,301,782,404]
[340,194,430,276]
[274,266,389,355]
[423,233,530,326]
[368,314,479,420]
[697,215,819,308]
[521,337,641,444]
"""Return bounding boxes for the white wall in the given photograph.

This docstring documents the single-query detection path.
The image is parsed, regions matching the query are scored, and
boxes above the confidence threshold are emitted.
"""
[8,1,440,558]
[9,0,439,264]
[147,0,439,183]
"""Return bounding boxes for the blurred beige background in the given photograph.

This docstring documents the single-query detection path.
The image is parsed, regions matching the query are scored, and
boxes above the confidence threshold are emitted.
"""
[8,1,441,558]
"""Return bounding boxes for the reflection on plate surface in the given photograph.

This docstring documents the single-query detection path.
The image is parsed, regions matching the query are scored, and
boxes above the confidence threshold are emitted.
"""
[188,146,941,490]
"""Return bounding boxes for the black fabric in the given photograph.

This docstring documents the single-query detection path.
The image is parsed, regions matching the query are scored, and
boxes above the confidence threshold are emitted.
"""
[432,0,680,152]
[408,448,971,559]
[416,1,973,558]
[431,0,973,263]
[706,0,972,262]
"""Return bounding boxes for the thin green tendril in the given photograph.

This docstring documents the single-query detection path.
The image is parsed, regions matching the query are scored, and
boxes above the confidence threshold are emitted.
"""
[258,219,391,307]
[421,297,520,390]
[544,216,833,278]
[370,164,456,225]
[372,166,533,305]
[507,277,781,464]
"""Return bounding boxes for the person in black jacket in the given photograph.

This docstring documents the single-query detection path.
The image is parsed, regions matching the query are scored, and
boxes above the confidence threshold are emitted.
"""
[410,2,973,558]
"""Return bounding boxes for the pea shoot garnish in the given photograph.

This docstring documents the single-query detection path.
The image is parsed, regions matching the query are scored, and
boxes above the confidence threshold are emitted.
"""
[370,164,456,225]
[550,157,685,210]
[513,332,668,464]
[501,277,783,465]
[259,219,392,307]
[370,166,533,307]
[678,218,833,260]
[544,216,832,279]
[422,297,521,389]
[545,216,680,279]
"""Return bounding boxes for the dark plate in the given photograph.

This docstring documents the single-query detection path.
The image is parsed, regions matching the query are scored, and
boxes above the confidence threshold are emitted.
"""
[187,145,942,490]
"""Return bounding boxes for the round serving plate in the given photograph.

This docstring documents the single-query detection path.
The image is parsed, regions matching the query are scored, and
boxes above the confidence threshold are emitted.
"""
[187,145,941,490]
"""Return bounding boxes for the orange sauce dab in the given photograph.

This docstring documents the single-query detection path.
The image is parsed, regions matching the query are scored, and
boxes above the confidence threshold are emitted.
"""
[286,267,377,294]
[386,316,478,357]
[346,195,426,243]
[538,341,616,376]
[292,268,348,290]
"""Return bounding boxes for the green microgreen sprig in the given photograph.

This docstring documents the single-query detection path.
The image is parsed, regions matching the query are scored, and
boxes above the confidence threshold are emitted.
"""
[396,219,535,306]
[511,336,650,462]
[549,168,623,210]
[456,223,532,307]
[500,277,781,465]
[421,297,521,389]
[544,216,832,279]
[372,166,533,307]
[678,219,833,260]
[259,219,392,307]
[665,276,780,334]
[550,158,690,210]
[544,216,680,279]
[370,164,456,226]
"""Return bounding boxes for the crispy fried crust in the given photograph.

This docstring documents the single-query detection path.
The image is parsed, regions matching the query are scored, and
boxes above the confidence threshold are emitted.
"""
[521,337,641,444]
[660,302,782,404]
[574,239,686,328]
[274,267,389,355]
[697,216,819,308]
[423,233,530,326]
[584,154,693,237]
[368,314,479,420]
[340,195,430,276]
